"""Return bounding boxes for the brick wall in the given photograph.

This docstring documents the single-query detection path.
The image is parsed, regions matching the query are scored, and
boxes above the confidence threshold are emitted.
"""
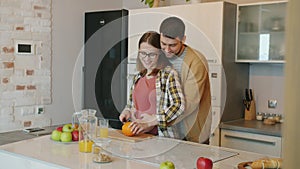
[0,0,52,132]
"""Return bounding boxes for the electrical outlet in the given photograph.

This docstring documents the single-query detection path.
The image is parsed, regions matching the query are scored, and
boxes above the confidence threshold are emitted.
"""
[268,100,277,108]
[36,106,44,114]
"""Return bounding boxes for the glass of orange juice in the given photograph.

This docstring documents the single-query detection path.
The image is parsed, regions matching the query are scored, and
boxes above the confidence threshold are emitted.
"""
[94,118,111,146]
[99,118,109,138]
[79,139,94,153]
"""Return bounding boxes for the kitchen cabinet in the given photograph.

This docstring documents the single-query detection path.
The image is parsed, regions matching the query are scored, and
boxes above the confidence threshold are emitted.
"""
[127,2,249,146]
[221,128,282,157]
[209,107,221,145]
[235,1,287,63]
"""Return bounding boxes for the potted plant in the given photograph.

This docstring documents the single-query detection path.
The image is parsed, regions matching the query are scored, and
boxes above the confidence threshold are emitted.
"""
[141,0,191,8]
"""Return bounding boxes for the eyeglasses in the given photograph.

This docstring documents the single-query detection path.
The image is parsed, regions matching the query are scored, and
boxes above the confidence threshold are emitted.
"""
[138,51,158,59]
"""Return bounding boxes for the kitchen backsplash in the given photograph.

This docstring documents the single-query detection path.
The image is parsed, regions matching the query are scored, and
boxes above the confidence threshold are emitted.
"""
[0,0,52,132]
[249,64,284,117]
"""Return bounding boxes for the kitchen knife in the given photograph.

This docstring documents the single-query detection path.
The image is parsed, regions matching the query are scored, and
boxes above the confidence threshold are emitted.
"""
[245,89,250,101]
[249,89,253,101]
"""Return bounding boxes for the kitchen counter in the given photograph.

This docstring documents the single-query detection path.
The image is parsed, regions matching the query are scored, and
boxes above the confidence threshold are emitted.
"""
[0,130,275,169]
[220,119,282,137]
[0,125,59,146]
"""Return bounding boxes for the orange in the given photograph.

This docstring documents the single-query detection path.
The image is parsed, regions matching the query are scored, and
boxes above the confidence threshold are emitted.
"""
[122,122,134,137]
[73,124,79,130]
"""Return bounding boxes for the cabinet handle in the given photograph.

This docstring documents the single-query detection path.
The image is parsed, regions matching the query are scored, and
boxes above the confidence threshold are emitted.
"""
[224,134,276,145]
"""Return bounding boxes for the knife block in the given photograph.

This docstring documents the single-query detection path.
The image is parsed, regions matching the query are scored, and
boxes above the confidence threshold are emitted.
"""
[244,100,256,120]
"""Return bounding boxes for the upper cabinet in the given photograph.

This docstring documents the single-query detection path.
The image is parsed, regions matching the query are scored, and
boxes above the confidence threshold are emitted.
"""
[235,1,287,63]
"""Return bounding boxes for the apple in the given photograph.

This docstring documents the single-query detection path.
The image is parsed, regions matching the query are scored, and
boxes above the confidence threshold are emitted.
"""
[160,161,175,169]
[60,132,72,142]
[51,130,62,141]
[71,130,79,141]
[196,157,213,169]
[56,126,63,132]
[62,124,73,133]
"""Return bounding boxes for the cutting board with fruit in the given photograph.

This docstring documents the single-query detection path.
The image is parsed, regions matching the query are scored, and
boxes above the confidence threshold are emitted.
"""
[108,129,154,142]
[237,158,282,169]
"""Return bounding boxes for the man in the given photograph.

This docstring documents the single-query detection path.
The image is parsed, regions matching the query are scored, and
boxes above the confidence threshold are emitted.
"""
[159,16,212,143]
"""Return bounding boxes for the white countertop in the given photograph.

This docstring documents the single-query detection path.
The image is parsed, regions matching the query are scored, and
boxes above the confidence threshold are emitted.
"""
[0,133,272,169]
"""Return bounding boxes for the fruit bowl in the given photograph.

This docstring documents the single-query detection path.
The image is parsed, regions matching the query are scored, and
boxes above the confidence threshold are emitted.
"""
[50,124,79,143]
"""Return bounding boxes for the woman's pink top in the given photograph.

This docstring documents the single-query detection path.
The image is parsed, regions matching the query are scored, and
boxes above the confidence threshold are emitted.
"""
[132,76,158,135]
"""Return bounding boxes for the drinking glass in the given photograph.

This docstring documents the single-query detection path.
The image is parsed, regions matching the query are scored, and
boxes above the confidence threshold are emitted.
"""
[99,118,109,138]
[94,118,111,146]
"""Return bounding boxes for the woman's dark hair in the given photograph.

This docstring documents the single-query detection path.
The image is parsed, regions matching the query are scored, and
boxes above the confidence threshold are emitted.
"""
[136,31,171,76]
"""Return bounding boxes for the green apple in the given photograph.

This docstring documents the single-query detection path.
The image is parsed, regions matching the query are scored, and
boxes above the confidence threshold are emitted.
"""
[160,161,175,169]
[62,124,74,133]
[60,132,72,142]
[51,130,62,141]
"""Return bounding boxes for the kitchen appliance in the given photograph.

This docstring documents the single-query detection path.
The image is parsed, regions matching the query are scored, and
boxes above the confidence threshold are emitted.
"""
[83,10,128,129]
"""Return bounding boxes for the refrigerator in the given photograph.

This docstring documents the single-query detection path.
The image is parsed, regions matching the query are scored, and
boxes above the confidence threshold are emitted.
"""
[126,2,249,145]
[84,10,128,129]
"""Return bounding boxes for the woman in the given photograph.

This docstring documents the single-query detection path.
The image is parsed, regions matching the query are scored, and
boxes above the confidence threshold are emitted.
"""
[119,31,185,138]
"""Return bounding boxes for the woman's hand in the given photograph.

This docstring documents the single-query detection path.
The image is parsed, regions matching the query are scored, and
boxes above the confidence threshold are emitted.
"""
[119,110,132,122]
[129,114,158,135]
[129,121,153,135]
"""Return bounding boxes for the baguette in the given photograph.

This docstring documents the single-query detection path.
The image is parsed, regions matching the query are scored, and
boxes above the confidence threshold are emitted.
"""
[250,158,282,169]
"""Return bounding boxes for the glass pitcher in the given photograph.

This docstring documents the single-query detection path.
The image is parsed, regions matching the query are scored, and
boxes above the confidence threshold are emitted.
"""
[78,109,97,153]
[72,111,82,130]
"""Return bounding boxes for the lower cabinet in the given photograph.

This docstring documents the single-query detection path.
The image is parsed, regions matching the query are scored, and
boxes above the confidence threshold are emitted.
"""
[209,127,220,146]
[209,107,221,146]
[220,129,282,157]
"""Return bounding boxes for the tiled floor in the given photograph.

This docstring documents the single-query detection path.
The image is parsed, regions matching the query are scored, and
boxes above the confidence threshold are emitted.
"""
[0,125,59,146]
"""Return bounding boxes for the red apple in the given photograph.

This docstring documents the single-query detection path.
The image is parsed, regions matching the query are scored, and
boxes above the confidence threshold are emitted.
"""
[71,130,79,141]
[56,126,63,132]
[196,157,213,169]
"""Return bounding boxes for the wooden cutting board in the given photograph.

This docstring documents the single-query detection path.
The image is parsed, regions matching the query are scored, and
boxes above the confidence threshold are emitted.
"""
[108,129,154,142]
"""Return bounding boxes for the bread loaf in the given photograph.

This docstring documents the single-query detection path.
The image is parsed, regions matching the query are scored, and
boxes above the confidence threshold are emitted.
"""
[250,158,282,169]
